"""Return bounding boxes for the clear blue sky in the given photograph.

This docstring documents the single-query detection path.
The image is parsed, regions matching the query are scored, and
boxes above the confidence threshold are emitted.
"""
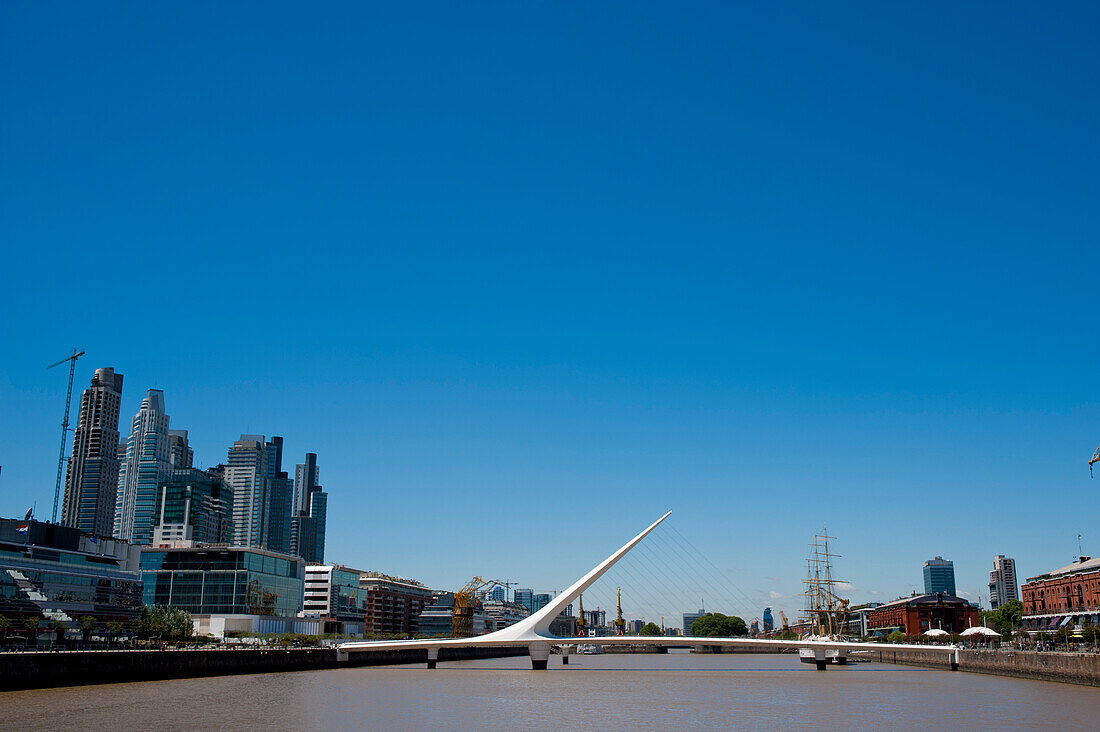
[1,2,1098,623]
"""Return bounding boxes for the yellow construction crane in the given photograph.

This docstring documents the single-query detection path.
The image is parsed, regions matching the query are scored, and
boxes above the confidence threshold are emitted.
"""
[779,611,790,631]
[452,577,504,638]
[614,587,626,635]
[577,594,587,636]
[1090,443,1100,477]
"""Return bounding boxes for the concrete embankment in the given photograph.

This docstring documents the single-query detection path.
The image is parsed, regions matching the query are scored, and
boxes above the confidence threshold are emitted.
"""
[0,645,527,691]
[863,647,1100,688]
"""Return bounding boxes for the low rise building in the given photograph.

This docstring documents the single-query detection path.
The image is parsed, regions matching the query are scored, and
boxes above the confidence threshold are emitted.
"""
[1021,556,1100,630]
[139,545,305,617]
[843,602,883,637]
[359,571,434,635]
[417,591,491,637]
[303,564,370,636]
[0,517,143,638]
[481,599,529,632]
[866,593,979,635]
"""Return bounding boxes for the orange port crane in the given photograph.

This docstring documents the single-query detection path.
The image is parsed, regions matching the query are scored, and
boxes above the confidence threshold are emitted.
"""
[452,577,506,638]
[615,587,626,635]
[1091,443,1100,477]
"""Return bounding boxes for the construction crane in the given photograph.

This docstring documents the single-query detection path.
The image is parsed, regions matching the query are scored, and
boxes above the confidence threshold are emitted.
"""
[577,594,587,636]
[46,348,85,523]
[452,576,506,638]
[779,611,790,631]
[1090,443,1100,477]
[614,587,626,635]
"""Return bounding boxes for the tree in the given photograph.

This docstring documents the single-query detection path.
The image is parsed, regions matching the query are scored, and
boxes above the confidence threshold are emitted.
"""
[980,600,1024,637]
[639,622,662,636]
[23,616,40,647]
[0,614,10,645]
[690,613,748,638]
[78,615,98,646]
[106,621,124,648]
[167,608,194,640]
[887,630,906,643]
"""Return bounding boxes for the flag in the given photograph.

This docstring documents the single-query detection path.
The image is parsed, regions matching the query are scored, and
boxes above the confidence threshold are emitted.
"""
[16,524,29,534]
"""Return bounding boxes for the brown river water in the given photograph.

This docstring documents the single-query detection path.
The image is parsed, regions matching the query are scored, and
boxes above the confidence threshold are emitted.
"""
[3,651,1097,730]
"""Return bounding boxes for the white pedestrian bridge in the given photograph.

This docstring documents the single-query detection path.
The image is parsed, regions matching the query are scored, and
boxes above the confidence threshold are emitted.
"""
[339,511,959,670]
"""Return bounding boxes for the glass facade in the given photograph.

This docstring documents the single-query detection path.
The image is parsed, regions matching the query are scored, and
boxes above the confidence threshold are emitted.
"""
[140,547,304,616]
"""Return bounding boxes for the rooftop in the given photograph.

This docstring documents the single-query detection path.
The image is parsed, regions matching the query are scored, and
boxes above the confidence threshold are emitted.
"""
[1025,556,1100,583]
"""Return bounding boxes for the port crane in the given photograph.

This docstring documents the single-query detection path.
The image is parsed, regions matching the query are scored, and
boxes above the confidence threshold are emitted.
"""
[452,577,508,638]
[614,587,626,635]
[1090,443,1100,476]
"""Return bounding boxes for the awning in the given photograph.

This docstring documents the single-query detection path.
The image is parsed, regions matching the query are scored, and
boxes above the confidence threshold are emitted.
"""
[1059,616,1074,628]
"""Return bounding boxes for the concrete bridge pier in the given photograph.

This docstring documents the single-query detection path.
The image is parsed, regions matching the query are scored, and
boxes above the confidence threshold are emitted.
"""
[835,649,847,665]
[561,645,570,665]
[530,641,551,670]
[427,648,439,669]
[813,648,828,671]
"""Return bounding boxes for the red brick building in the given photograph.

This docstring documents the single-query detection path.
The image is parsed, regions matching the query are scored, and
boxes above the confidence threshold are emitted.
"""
[1021,556,1100,630]
[866,593,980,635]
[360,572,434,635]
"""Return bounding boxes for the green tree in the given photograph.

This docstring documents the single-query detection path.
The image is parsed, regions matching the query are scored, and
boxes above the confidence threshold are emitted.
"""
[690,613,748,637]
[78,616,98,646]
[887,630,906,643]
[106,621,124,648]
[167,608,194,640]
[0,614,11,645]
[639,622,662,636]
[23,616,40,647]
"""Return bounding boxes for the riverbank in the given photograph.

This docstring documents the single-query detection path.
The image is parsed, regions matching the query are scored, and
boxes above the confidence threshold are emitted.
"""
[0,646,527,691]
[859,646,1100,688]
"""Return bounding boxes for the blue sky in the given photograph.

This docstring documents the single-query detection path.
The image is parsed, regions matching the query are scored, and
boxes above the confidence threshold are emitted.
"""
[1,1,1098,623]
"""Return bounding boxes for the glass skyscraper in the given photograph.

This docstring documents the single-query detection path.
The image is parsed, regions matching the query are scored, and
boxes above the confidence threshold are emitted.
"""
[923,556,957,596]
[114,389,173,545]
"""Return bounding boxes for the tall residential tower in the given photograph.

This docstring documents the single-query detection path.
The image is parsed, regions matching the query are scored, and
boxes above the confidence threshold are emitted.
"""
[113,389,173,544]
[989,555,1019,610]
[61,367,124,535]
[923,556,957,596]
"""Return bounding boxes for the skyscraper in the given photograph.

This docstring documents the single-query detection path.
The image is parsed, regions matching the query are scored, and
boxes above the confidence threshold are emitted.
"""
[763,607,774,633]
[168,430,193,469]
[262,436,293,554]
[923,556,957,596]
[989,555,1019,610]
[514,588,534,613]
[227,435,269,548]
[114,389,173,545]
[151,467,233,546]
[61,367,124,536]
[290,451,327,563]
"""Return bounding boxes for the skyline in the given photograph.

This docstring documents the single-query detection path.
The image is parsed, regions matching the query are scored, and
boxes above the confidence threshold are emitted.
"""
[2,1,1099,624]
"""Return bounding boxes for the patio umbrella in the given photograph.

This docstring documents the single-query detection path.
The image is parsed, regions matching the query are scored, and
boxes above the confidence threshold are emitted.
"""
[922,629,950,637]
[960,626,1000,637]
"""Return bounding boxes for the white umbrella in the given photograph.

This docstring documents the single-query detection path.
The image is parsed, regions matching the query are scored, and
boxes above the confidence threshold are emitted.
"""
[922,629,949,637]
[960,626,1000,637]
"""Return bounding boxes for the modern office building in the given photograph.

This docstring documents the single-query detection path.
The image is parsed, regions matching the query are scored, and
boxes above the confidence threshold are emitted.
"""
[626,619,645,634]
[842,602,883,637]
[290,452,327,563]
[683,607,706,636]
[139,545,305,617]
[168,430,193,469]
[866,593,979,635]
[359,572,435,635]
[488,585,507,602]
[763,607,774,633]
[989,555,1019,610]
[1021,556,1100,630]
[0,517,143,635]
[533,593,551,612]
[514,588,534,613]
[417,591,492,637]
[61,367,125,536]
[923,556,957,596]
[150,467,233,546]
[226,435,291,551]
[114,389,174,545]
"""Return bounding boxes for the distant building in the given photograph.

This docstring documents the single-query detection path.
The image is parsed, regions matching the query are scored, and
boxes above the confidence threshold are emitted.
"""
[168,430,193,469]
[843,602,883,637]
[923,556,957,596]
[763,607,774,633]
[226,435,292,552]
[626,619,644,634]
[151,468,233,546]
[114,389,174,545]
[481,599,530,632]
[359,572,434,635]
[866,593,978,635]
[583,608,607,634]
[418,591,491,637]
[61,367,124,536]
[750,620,760,635]
[1021,556,1100,631]
[549,612,578,637]
[488,585,507,602]
[683,608,706,636]
[0,517,142,635]
[290,451,327,563]
[533,593,551,612]
[139,545,306,617]
[514,588,534,613]
[988,555,1019,610]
